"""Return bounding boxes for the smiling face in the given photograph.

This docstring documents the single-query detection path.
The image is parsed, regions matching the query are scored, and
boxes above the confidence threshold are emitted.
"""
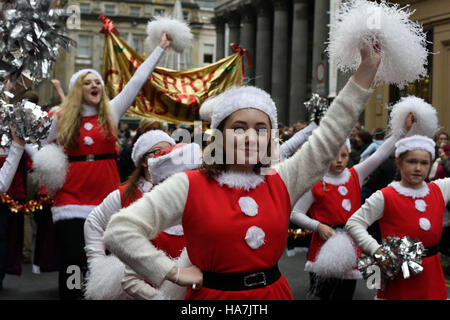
[396,149,432,189]
[222,108,271,172]
[329,145,350,174]
[81,73,103,107]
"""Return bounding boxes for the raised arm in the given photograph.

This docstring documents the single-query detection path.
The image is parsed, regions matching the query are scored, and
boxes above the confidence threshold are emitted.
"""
[279,122,318,160]
[84,190,122,263]
[345,190,385,255]
[109,34,171,124]
[104,171,189,286]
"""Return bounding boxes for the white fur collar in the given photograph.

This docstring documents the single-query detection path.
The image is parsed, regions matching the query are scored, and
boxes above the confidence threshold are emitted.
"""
[389,181,429,199]
[163,225,184,236]
[138,178,153,193]
[215,171,265,191]
[323,168,351,186]
[81,104,98,117]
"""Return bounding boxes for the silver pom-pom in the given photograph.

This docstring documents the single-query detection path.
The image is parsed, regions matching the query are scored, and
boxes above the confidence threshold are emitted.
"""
[304,93,329,124]
[0,0,76,87]
[0,96,51,147]
[358,236,425,291]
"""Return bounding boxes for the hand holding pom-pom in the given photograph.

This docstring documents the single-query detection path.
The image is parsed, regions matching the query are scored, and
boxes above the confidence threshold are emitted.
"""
[159,32,173,50]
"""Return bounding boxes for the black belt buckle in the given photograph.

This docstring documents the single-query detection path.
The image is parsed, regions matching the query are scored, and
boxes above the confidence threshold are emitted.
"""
[86,154,95,162]
[243,271,266,287]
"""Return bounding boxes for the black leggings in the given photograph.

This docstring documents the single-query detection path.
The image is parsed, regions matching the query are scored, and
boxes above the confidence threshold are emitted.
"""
[54,218,87,300]
[307,272,357,300]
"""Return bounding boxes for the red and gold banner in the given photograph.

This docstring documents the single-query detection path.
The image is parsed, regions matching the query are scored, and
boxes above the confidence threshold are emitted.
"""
[100,16,244,124]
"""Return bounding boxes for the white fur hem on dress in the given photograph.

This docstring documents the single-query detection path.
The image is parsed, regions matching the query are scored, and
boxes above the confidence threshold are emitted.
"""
[304,261,363,280]
[51,205,96,222]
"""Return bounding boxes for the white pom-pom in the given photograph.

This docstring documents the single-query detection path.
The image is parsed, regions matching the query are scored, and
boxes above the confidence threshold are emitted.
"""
[312,231,357,278]
[159,248,190,300]
[245,226,266,250]
[327,0,429,88]
[84,255,132,300]
[238,196,259,217]
[388,96,438,138]
[415,199,427,212]
[145,16,193,54]
[199,94,223,122]
[419,217,431,231]
[31,144,68,194]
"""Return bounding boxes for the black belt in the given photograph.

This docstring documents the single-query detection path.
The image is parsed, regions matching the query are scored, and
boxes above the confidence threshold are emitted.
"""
[424,244,439,258]
[331,224,345,230]
[68,153,116,162]
[202,264,281,291]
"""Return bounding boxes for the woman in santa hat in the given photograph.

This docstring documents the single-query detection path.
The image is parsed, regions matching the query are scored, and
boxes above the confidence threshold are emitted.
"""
[103,43,381,300]
[84,129,201,300]
[29,32,172,300]
[290,113,414,300]
[345,135,449,300]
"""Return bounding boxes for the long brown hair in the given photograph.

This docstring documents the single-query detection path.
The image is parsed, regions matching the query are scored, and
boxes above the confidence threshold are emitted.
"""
[122,157,147,202]
[57,73,117,150]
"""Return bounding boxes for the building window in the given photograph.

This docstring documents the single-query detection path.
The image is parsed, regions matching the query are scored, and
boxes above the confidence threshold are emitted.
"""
[154,8,166,16]
[183,10,190,22]
[132,36,143,54]
[77,34,91,58]
[203,44,214,64]
[79,2,90,14]
[104,4,116,16]
[130,6,141,17]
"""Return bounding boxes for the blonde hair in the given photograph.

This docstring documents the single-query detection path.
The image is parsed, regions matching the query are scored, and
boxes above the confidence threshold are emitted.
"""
[57,73,117,150]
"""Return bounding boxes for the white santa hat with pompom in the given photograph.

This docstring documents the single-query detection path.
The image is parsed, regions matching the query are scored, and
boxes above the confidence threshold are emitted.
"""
[131,130,175,166]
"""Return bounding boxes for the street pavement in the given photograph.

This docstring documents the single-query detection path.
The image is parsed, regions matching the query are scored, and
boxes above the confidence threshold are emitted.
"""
[2,250,449,300]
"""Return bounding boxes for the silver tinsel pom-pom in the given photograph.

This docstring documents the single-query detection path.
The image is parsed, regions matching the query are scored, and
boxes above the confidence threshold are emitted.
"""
[0,96,51,147]
[358,236,425,291]
[0,0,76,87]
[304,93,329,125]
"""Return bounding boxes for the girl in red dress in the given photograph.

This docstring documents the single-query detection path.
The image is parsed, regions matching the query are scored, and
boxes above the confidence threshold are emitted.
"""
[104,44,382,300]
[346,135,449,300]
[84,130,201,299]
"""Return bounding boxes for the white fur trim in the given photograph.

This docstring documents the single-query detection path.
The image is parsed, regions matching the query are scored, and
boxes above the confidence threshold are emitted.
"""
[388,96,439,138]
[395,135,435,160]
[245,226,265,250]
[389,181,429,199]
[31,144,68,194]
[415,199,427,212]
[327,0,429,89]
[51,205,95,222]
[211,86,278,130]
[305,261,362,280]
[308,231,359,279]
[145,16,193,54]
[84,255,132,300]
[131,130,175,166]
[323,168,351,186]
[84,122,94,131]
[163,224,184,236]
[69,69,104,91]
[238,196,259,217]
[419,217,431,231]
[338,186,348,196]
[147,143,202,185]
[342,199,352,212]
[84,136,94,146]
[215,171,265,191]
[199,94,223,122]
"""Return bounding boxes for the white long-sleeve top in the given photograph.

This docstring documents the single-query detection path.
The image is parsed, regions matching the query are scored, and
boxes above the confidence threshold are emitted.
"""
[103,77,373,287]
[84,179,153,263]
[279,122,318,160]
[345,179,450,256]
[290,128,407,231]
[0,142,25,193]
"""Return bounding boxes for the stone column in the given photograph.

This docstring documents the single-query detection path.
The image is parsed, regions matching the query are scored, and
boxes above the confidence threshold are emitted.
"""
[271,0,289,125]
[289,0,309,123]
[239,4,256,84]
[311,0,329,97]
[254,0,272,92]
[227,13,241,55]
[212,16,226,61]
